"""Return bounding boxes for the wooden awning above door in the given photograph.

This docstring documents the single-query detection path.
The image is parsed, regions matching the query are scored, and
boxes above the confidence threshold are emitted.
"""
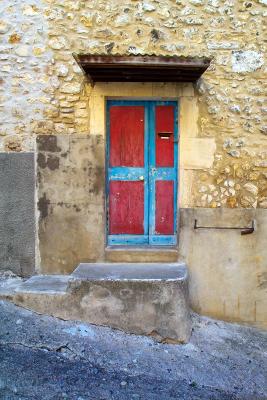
[73,54,211,83]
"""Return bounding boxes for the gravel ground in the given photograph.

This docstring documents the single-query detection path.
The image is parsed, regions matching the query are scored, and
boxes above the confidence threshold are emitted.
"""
[0,300,266,400]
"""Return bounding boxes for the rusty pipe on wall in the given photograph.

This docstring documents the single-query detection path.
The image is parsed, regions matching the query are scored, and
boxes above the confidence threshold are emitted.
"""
[193,219,255,235]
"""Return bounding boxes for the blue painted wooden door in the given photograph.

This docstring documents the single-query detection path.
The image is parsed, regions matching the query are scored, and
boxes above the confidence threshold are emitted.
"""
[107,100,178,246]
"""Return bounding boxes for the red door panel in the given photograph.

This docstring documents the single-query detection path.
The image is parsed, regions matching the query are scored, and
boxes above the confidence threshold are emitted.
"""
[156,106,174,167]
[109,181,144,234]
[108,102,177,244]
[110,106,144,167]
[155,181,174,235]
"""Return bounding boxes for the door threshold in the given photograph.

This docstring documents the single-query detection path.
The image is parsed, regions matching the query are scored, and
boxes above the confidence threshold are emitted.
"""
[105,246,179,263]
[106,245,178,251]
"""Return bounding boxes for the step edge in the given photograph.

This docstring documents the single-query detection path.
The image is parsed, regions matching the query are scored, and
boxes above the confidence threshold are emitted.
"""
[76,262,186,266]
[13,289,68,295]
[105,247,179,253]
[70,276,187,282]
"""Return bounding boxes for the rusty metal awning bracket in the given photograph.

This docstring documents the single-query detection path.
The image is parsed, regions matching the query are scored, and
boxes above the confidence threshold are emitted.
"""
[73,54,211,83]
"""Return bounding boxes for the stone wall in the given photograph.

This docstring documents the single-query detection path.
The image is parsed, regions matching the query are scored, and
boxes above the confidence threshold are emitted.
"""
[0,0,266,208]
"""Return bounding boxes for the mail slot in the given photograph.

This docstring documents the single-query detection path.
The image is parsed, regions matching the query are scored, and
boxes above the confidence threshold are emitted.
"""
[158,132,173,139]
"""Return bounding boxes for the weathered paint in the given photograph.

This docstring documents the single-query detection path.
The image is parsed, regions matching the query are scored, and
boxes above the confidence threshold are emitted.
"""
[109,105,145,236]
[155,181,174,235]
[148,101,178,245]
[107,101,149,244]
[156,105,174,167]
[109,106,144,167]
[109,181,144,235]
[107,100,178,246]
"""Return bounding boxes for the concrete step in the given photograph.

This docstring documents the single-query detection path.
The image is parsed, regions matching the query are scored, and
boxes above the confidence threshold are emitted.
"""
[0,277,24,295]
[0,263,191,343]
[72,262,186,280]
[15,275,71,294]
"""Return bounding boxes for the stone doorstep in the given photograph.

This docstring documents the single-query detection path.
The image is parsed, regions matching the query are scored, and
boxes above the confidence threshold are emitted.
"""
[0,263,192,343]
[14,275,71,294]
[0,277,25,295]
[105,247,179,263]
[72,262,187,281]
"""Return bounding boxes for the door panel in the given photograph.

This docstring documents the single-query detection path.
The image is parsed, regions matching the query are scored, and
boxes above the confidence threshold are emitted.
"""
[109,106,144,167]
[156,106,174,167]
[108,102,148,245]
[107,100,178,246]
[109,181,144,234]
[149,103,177,245]
[155,181,174,235]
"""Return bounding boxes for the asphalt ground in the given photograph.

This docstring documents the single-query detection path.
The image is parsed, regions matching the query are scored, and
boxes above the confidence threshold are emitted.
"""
[0,300,266,400]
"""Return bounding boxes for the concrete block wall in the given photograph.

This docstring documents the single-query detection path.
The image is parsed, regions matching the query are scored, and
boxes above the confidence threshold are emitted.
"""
[0,153,35,277]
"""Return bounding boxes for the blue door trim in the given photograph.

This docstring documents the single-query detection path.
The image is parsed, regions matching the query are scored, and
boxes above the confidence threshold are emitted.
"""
[106,100,179,246]
[108,235,149,245]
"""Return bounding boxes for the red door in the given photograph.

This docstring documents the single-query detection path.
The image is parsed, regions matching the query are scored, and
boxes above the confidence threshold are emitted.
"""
[107,100,177,246]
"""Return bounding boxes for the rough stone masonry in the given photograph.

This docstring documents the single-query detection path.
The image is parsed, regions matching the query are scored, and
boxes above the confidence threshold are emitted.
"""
[0,0,266,209]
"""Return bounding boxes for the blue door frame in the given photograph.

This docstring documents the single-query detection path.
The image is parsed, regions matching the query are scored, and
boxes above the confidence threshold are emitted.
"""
[107,100,178,246]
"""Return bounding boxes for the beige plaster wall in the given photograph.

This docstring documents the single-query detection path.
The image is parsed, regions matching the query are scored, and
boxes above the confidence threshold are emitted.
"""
[179,208,267,329]
[37,134,105,273]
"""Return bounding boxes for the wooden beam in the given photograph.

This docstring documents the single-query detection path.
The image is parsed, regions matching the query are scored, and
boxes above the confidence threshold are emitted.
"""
[73,54,211,83]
